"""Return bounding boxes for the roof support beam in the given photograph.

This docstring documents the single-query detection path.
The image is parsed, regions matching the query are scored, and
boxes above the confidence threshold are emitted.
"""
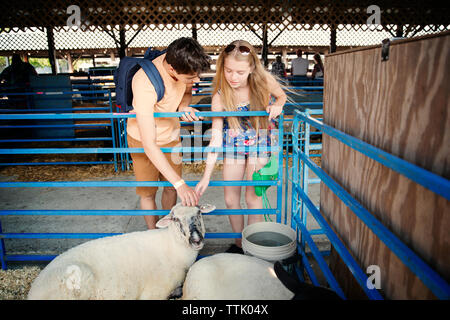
[46,27,57,75]
[262,24,269,67]
[330,24,337,53]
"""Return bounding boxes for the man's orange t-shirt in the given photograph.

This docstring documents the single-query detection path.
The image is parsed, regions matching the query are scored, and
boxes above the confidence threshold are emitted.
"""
[126,53,186,145]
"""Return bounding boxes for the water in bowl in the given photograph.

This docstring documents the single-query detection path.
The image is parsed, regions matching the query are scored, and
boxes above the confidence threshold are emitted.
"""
[246,231,292,247]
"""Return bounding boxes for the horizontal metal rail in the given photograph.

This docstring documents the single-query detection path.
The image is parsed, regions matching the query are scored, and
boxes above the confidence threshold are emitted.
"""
[0,209,276,216]
[0,232,242,240]
[0,180,277,188]
[296,111,450,201]
[0,146,281,155]
[0,124,112,129]
[0,89,111,96]
[0,161,114,166]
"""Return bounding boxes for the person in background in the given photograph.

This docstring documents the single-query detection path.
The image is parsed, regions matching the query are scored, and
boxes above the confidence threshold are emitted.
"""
[290,49,308,77]
[0,54,37,87]
[271,55,286,79]
[290,49,309,86]
[0,54,37,109]
[310,53,324,79]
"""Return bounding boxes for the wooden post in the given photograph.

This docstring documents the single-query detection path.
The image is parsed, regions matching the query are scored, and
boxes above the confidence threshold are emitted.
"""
[119,27,126,58]
[281,48,288,67]
[46,27,57,75]
[330,24,337,53]
[396,24,404,37]
[192,25,197,40]
[67,53,74,73]
[262,24,269,67]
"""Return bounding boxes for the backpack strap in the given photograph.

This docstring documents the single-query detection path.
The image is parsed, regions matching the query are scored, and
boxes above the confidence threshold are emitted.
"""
[137,59,165,102]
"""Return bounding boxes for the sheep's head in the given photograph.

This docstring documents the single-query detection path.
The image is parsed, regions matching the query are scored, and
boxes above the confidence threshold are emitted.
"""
[156,203,215,250]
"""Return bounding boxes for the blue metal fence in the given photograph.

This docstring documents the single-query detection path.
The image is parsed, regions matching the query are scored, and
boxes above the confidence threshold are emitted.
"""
[0,110,284,270]
[0,89,117,168]
[290,109,450,300]
[2,89,447,300]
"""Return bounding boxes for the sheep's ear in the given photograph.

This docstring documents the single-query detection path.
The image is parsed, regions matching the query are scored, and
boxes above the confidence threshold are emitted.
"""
[156,203,182,228]
[198,204,216,214]
[156,213,173,229]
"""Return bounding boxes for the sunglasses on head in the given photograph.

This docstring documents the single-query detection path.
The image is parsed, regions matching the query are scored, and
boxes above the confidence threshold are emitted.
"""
[224,44,251,55]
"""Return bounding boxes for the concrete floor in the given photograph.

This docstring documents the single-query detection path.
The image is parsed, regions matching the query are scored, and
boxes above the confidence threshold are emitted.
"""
[0,167,327,257]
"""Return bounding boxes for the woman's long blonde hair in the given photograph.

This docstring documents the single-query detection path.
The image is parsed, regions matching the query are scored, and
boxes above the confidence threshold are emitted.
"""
[213,40,271,131]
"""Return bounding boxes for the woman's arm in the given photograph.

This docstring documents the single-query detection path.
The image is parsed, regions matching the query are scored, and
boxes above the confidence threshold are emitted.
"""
[195,93,224,197]
[265,72,287,120]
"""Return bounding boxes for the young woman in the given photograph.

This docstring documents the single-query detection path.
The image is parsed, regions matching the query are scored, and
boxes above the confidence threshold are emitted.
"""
[195,40,287,253]
[310,53,324,79]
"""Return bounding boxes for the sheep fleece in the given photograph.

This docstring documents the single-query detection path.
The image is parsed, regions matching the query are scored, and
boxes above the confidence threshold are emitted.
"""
[182,253,294,300]
[27,230,196,300]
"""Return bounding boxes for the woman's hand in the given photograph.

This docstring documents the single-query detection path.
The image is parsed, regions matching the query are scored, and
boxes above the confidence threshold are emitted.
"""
[266,105,283,121]
[195,177,210,198]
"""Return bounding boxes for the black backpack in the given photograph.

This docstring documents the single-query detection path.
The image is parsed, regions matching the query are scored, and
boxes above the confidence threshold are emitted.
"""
[114,48,166,112]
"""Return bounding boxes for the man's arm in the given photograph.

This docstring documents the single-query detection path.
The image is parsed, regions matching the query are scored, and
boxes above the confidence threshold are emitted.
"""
[178,84,203,121]
[136,111,198,206]
[178,84,193,110]
[132,71,198,206]
[136,112,182,185]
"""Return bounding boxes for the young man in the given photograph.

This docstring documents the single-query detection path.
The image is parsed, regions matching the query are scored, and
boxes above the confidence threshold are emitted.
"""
[127,37,211,229]
[290,49,308,76]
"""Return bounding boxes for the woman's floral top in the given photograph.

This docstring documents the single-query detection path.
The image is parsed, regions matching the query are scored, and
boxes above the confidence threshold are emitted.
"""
[223,102,277,157]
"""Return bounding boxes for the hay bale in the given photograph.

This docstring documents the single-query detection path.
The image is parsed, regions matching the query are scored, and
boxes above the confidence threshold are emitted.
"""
[0,266,42,300]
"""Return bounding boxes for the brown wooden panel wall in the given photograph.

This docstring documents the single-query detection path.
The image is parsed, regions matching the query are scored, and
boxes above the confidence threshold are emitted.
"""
[320,31,450,299]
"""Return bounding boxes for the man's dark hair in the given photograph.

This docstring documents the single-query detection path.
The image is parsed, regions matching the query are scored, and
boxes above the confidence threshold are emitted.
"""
[165,37,210,75]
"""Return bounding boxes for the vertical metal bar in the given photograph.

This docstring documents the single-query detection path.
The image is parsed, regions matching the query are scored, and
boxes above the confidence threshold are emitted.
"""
[0,219,7,270]
[301,110,310,249]
[124,119,131,170]
[291,115,300,231]
[276,114,284,223]
[108,90,118,172]
[116,117,123,171]
[284,130,289,225]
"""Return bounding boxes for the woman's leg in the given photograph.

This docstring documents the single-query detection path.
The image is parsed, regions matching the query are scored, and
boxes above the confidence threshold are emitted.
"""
[223,156,247,247]
[245,156,270,225]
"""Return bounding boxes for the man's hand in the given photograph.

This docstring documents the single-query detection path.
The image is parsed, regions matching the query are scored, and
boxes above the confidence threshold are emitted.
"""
[179,106,204,122]
[176,183,199,207]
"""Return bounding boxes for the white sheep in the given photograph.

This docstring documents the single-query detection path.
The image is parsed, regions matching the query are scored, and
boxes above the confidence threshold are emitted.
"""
[181,253,294,300]
[27,203,215,300]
